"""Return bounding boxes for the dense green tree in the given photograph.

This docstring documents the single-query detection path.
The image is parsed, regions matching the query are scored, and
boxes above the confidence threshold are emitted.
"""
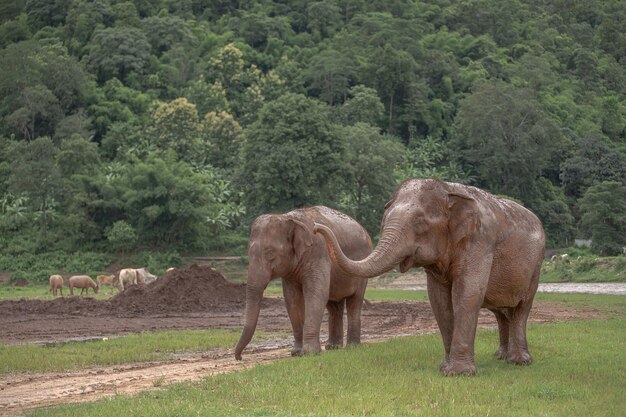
[338,85,385,127]
[578,181,626,256]
[336,123,403,234]
[141,14,195,56]
[560,136,626,199]
[105,220,137,255]
[54,109,94,141]
[0,13,30,48]
[65,0,114,53]
[307,49,354,109]
[396,135,468,183]
[201,111,243,172]
[240,93,344,217]
[0,0,25,24]
[6,85,62,140]
[25,0,72,29]
[148,97,206,164]
[87,78,150,141]
[85,27,151,83]
[452,80,566,202]
[8,137,62,241]
[0,39,88,139]
[527,177,576,247]
[362,44,416,133]
[112,154,242,248]
[57,135,100,177]
[306,1,341,40]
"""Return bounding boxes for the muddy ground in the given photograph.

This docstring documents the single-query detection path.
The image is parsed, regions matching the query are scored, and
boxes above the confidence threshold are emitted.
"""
[0,265,613,415]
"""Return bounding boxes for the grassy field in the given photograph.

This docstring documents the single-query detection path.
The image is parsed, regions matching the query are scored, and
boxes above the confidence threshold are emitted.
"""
[0,329,270,375]
[541,256,626,283]
[0,283,119,300]
[2,290,622,376]
[29,316,626,417]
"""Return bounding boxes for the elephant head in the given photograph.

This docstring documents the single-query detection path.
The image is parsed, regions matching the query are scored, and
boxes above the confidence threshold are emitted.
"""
[314,179,479,278]
[235,214,313,360]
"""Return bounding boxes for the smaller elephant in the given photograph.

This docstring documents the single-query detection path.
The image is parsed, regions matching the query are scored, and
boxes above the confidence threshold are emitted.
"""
[235,206,372,360]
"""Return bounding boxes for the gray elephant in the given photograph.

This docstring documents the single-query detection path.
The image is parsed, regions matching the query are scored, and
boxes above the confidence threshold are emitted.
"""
[235,206,372,360]
[314,179,545,376]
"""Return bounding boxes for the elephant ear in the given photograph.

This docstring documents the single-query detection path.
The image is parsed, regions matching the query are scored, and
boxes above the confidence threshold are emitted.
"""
[448,192,480,245]
[289,218,313,263]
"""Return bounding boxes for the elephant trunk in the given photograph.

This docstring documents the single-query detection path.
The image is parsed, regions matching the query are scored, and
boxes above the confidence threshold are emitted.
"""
[234,281,266,360]
[313,222,409,278]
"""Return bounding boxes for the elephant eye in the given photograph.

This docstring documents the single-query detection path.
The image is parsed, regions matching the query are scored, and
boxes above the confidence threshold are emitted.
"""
[264,248,276,260]
[414,218,429,233]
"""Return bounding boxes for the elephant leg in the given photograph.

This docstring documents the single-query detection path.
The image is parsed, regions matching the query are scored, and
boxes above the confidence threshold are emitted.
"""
[301,265,331,355]
[443,261,492,376]
[490,309,510,360]
[426,274,454,370]
[345,287,366,346]
[282,279,305,356]
[506,299,534,365]
[325,299,344,350]
[507,266,539,366]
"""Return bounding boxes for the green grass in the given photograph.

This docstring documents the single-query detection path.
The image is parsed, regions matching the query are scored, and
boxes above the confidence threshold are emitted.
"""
[541,256,626,283]
[0,329,258,375]
[535,292,626,314]
[31,317,626,417]
[0,283,120,300]
[365,288,429,301]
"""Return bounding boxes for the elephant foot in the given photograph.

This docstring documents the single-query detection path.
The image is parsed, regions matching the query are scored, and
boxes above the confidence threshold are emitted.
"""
[345,340,361,348]
[291,348,303,357]
[325,343,341,350]
[494,346,508,360]
[440,360,477,377]
[301,343,322,356]
[506,350,532,366]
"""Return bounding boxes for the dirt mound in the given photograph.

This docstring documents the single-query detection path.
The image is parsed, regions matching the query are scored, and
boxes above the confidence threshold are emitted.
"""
[0,265,248,317]
[109,264,247,314]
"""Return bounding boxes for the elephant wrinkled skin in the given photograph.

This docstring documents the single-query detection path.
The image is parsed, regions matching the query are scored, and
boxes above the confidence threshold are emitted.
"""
[235,206,372,360]
[314,179,545,376]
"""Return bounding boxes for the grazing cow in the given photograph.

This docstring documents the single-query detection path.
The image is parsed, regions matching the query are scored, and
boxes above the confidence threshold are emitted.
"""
[97,274,115,287]
[551,253,570,262]
[49,274,63,297]
[117,268,138,291]
[68,275,99,296]
[136,268,157,284]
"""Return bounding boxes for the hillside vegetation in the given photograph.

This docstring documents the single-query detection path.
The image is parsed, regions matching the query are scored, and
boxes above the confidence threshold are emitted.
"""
[0,0,624,257]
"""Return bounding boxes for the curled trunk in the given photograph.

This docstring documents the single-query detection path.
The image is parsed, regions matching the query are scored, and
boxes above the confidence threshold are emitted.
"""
[313,222,409,278]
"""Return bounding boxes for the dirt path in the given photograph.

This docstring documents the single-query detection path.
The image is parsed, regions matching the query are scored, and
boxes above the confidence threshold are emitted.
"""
[0,346,293,414]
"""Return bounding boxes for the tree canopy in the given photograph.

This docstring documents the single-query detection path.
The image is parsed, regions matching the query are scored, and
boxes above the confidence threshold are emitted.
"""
[0,0,624,254]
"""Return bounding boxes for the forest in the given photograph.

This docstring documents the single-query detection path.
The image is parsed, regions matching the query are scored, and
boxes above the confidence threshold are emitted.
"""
[0,0,625,259]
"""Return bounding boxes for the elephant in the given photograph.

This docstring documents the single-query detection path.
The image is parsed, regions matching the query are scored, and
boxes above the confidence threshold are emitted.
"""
[234,206,372,360]
[313,179,545,376]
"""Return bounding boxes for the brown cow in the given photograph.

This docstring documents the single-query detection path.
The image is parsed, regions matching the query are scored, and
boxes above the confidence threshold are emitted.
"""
[68,275,99,296]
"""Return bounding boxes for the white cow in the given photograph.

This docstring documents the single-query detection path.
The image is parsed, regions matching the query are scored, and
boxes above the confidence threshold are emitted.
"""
[136,268,157,284]
[117,268,138,291]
